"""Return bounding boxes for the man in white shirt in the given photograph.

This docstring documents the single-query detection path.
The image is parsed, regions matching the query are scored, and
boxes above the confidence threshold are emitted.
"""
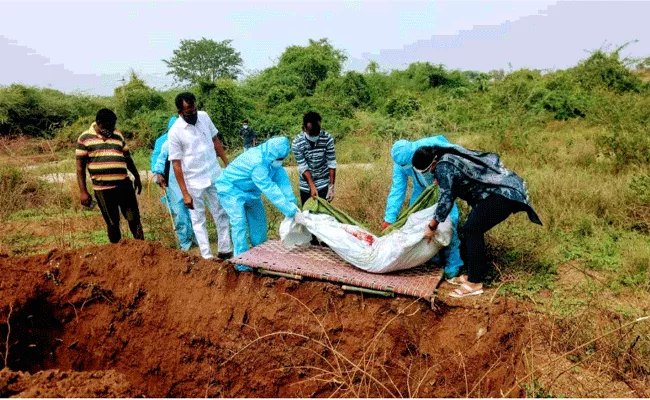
[167,92,233,260]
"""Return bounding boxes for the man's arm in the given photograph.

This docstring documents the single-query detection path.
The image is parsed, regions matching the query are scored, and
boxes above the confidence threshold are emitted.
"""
[212,136,229,166]
[75,138,92,206]
[292,138,318,198]
[75,158,91,206]
[125,155,142,195]
[325,134,337,201]
[329,168,336,186]
[168,127,193,209]
[172,160,193,210]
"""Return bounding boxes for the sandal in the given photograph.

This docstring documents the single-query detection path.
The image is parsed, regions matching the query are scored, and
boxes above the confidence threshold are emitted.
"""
[446,275,468,286]
[449,283,484,298]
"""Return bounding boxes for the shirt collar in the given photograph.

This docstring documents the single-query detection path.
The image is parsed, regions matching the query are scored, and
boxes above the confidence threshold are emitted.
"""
[176,116,189,129]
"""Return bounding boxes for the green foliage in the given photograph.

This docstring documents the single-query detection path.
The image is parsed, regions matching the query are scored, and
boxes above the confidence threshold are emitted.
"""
[0,85,110,137]
[0,166,51,221]
[277,38,347,94]
[197,80,251,147]
[593,92,650,168]
[573,43,646,93]
[385,91,420,118]
[391,62,470,91]
[629,174,650,204]
[114,72,167,120]
[119,110,173,149]
[163,38,243,85]
[316,71,373,109]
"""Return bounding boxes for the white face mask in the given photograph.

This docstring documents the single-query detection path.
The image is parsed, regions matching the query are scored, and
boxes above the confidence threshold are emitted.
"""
[272,159,284,167]
[243,125,248,129]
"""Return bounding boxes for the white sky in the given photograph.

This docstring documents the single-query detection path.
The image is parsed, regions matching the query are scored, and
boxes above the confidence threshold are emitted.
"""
[1,0,648,95]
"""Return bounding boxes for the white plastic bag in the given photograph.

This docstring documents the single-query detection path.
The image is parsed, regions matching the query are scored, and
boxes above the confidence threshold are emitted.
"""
[279,215,312,248]
[280,205,452,273]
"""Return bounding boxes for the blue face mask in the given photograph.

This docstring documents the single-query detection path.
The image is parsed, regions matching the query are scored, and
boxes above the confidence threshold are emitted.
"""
[415,159,436,186]
[272,159,284,168]
[418,170,434,186]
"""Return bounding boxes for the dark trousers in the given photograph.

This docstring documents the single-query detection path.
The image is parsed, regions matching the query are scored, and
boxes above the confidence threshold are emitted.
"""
[462,194,526,283]
[300,187,329,245]
[95,180,144,244]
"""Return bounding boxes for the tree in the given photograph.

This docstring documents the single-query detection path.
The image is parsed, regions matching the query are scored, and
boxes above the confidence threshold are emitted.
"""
[163,38,243,85]
[365,61,380,74]
[114,71,166,120]
[277,38,347,94]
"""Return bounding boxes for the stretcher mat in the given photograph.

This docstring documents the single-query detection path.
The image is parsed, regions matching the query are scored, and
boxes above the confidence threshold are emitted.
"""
[231,240,443,300]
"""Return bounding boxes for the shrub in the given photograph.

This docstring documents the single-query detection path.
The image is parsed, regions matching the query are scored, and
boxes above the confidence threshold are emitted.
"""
[0,85,110,137]
[114,72,167,120]
[0,166,51,221]
[197,79,251,147]
[572,44,645,93]
[385,91,420,118]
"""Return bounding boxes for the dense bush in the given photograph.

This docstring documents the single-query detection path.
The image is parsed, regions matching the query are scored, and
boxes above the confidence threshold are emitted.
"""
[0,85,110,137]
[114,72,167,120]
[385,91,420,118]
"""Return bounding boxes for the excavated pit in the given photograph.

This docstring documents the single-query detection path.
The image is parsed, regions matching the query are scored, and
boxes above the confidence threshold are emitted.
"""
[1,241,529,397]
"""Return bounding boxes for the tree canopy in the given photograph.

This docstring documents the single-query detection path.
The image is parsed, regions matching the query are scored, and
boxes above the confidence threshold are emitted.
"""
[163,38,243,85]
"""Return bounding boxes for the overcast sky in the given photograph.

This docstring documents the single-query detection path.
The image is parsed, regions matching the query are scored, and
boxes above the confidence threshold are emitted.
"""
[1,0,648,95]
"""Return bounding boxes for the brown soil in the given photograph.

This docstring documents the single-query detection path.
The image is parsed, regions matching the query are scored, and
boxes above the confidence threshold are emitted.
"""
[0,240,533,397]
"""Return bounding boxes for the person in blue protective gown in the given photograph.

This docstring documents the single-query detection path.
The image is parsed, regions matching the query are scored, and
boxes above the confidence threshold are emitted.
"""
[216,136,303,271]
[150,116,196,251]
[382,136,464,278]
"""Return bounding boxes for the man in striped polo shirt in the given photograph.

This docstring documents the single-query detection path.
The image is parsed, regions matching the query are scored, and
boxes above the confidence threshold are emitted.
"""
[75,109,144,244]
[292,112,337,206]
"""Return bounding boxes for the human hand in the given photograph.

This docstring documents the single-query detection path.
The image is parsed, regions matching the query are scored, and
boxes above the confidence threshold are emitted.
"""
[326,184,335,202]
[423,220,439,244]
[294,211,307,225]
[183,193,194,210]
[79,191,92,207]
[155,174,166,189]
[133,178,142,195]
[310,185,319,199]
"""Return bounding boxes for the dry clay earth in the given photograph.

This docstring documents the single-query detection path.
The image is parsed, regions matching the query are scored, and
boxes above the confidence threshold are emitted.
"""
[0,240,539,397]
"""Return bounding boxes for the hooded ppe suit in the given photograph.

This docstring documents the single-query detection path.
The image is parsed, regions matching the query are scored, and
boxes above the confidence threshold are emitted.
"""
[216,137,298,257]
[150,116,196,250]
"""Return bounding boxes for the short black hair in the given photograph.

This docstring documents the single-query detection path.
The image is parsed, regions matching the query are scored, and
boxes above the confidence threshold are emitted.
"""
[95,108,117,126]
[412,146,437,171]
[243,119,249,124]
[303,111,322,127]
[175,92,196,112]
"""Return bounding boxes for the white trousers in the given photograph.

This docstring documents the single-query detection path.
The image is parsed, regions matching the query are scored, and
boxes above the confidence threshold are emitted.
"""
[187,184,232,258]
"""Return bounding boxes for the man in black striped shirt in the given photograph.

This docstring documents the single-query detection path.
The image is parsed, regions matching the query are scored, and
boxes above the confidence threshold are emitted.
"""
[291,111,337,205]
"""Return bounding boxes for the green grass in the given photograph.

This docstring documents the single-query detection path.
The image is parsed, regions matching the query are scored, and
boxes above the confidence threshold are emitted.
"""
[9,207,99,222]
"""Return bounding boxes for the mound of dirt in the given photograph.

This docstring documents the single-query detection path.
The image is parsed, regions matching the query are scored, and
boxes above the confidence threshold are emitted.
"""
[1,240,529,397]
[0,369,135,398]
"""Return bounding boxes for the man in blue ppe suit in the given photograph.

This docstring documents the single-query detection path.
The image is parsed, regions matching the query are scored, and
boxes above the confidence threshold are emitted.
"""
[216,136,302,270]
[150,116,196,251]
[382,136,464,278]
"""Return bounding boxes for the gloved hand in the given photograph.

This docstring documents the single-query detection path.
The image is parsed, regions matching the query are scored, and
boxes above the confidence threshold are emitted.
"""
[326,184,335,202]
[294,210,307,225]
[381,221,391,230]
